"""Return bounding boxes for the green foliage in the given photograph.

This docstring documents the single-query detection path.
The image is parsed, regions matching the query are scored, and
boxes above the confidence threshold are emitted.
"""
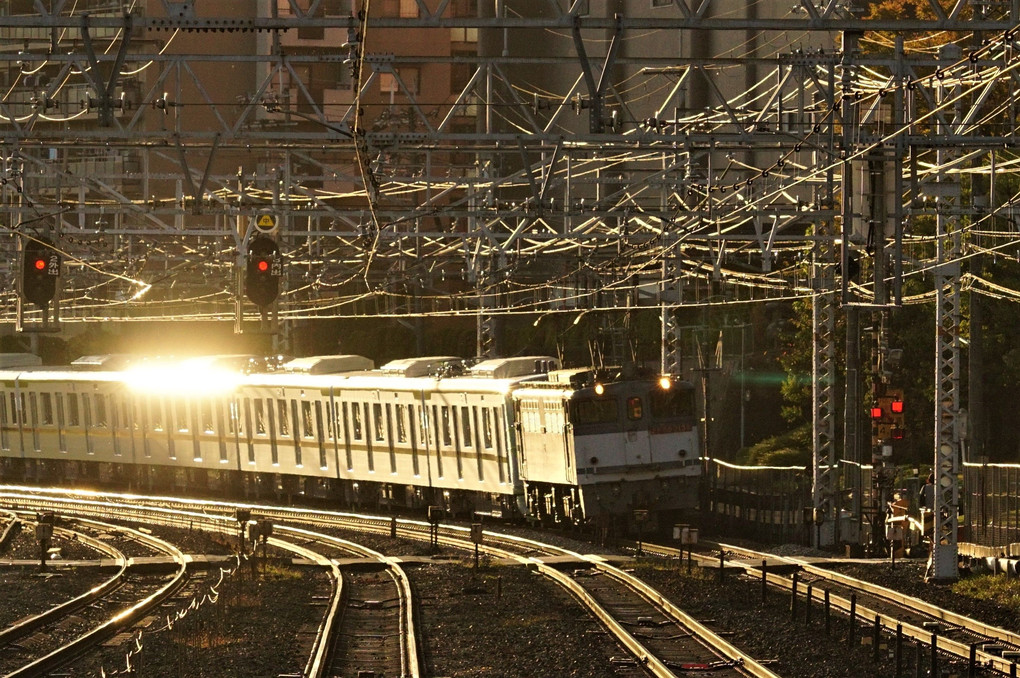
[739,422,812,467]
[952,574,1020,615]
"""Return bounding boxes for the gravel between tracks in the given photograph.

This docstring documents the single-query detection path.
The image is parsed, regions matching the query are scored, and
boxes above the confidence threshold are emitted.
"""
[5,514,1019,678]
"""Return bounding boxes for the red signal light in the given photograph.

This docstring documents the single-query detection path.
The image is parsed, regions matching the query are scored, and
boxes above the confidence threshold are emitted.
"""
[33,258,46,271]
[869,406,883,420]
[257,259,269,273]
[890,400,904,414]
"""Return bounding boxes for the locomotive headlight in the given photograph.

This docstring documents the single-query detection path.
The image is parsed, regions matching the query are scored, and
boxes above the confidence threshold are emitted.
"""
[658,375,672,390]
[594,382,605,396]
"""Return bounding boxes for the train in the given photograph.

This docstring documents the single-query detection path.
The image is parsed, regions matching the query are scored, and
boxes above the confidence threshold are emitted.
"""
[0,352,701,528]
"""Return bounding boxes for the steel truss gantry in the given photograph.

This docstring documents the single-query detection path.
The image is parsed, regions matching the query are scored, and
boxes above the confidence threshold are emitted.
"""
[3,1,1018,573]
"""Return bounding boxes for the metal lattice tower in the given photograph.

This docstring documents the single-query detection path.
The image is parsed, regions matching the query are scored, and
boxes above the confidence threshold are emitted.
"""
[932,45,963,581]
[811,220,838,548]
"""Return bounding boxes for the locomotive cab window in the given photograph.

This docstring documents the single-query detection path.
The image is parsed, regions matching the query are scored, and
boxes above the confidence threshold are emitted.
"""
[650,388,695,419]
[570,397,618,425]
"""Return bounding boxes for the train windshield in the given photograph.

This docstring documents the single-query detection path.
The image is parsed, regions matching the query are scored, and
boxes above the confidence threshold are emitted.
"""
[650,387,695,419]
[570,397,619,425]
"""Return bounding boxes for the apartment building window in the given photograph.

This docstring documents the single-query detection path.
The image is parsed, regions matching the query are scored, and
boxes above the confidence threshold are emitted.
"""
[378,0,419,17]
[379,67,420,96]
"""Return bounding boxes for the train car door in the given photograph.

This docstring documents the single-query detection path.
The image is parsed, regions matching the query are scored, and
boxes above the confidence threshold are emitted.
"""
[622,393,649,466]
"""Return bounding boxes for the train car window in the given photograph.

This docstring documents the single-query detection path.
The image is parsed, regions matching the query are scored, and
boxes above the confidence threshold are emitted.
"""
[570,398,618,425]
[409,404,419,476]
[472,408,483,480]
[482,409,493,448]
[94,394,108,428]
[441,406,452,447]
[494,408,506,483]
[67,394,80,427]
[364,402,375,472]
[302,401,314,438]
[267,398,279,465]
[627,397,644,421]
[351,402,363,440]
[150,397,164,432]
[325,401,335,440]
[373,403,384,441]
[138,399,150,458]
[396,404,407,443]
[202,400,215,434]
[244,399,255,463]
[342,402,353,470]
[227,400,238,435]
[452,406,463,479]
[254,399,267,435]
[82,395,93,429]
[110,397,119,432]
[277,399,290,437]
[217,402,228,462]
[56,395,67,453]
[650,388,695,418]
[41,393,53,425]
[431,405,444,478]
[0,394,7,451]
[29,394,39,450]
[460,408,472,448]
[386,403,396,473]
[291,400,302,467]
[174,399,188,433]
[315,401,327,469]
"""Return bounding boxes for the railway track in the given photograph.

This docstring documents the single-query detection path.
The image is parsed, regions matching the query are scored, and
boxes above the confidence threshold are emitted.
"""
[276,526,418,678]
[0,489,415,678]
[0,515,188,678]
[638,539,1020,676]
[0,487,779,678]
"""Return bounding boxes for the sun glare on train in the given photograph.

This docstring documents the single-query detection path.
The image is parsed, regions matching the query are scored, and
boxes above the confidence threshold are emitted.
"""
[123,358,242,395]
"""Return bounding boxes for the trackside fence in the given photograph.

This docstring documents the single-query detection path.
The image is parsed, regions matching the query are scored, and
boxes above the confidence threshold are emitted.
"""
[963,461,1020,550]
[704,459,814,546]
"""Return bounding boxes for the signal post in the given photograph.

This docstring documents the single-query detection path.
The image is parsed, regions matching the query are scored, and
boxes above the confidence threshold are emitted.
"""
[17,235,62,340]
[235,210,284,349]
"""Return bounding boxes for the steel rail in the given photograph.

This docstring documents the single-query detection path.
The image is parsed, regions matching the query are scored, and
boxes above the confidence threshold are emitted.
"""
[272,524,419,678]
[255,531,342,678]
[3,518,188,678]
[0,510,19,551]
[712,541,1020,675]
[0,514,126,649]
[0,491,352,678]
[642,540,1020,675]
